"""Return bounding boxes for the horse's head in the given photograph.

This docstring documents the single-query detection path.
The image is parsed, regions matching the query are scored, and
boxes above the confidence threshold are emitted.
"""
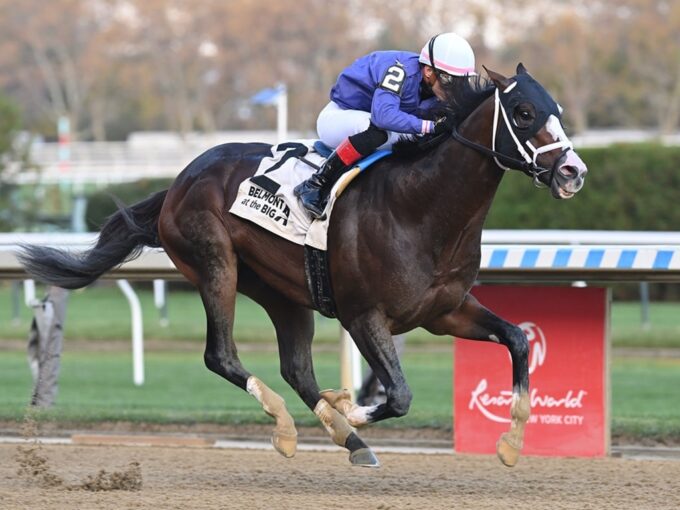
[484,64,587,199]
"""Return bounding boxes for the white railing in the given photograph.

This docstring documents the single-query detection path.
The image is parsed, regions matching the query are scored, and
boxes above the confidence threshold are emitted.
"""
[9,131,308,185]
[3,231,680,281]
[482,230,680,245]
[4,230,680,389]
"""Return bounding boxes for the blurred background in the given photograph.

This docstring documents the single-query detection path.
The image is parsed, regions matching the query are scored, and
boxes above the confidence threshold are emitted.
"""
[2,0,679,140]
[0,0,679,439]
[1,0,679,231]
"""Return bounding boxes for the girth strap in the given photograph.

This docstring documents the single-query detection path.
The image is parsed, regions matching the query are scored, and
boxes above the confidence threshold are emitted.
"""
[303,245,337,318]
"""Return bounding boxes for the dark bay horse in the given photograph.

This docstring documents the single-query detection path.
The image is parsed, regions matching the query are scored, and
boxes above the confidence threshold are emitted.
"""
[18,65,587,468]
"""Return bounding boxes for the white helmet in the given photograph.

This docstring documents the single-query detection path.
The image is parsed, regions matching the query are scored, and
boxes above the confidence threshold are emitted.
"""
[419,32,476,76]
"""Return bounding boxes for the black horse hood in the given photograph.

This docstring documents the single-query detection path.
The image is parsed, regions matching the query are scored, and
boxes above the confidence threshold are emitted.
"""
[496,72,563,145]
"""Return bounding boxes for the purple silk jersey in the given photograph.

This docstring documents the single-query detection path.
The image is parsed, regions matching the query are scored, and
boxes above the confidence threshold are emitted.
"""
[329,51,440,135]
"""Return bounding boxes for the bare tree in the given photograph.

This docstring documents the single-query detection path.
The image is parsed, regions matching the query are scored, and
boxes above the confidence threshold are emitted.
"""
[0,0,116,139]
[506,9,594,133]
[623,0,680,133]
[1,0,678,138]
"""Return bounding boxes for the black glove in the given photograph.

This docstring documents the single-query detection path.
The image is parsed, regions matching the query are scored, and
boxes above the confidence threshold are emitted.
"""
[433,114,454,135]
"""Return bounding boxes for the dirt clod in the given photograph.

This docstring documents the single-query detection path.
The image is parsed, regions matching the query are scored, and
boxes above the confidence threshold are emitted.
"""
[79,462,142,492]
[14,410,142,492]
[15,411,64,488]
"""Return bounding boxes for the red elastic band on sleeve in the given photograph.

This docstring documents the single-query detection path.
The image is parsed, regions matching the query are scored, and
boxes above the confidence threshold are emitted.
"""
[336,139,363,165]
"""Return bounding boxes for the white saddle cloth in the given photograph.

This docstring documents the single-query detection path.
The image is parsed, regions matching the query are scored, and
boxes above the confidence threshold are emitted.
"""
[228,141,349,251]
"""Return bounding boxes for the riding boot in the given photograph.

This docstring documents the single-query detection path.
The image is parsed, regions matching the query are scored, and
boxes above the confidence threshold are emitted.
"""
[294,138,362,219]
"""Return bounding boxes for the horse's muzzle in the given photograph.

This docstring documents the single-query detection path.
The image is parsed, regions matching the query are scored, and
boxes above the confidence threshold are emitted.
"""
[552,149,588,199]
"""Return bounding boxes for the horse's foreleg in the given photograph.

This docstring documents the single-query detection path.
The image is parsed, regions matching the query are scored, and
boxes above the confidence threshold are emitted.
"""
[242,278,379,467]
[340,314,413,427]
[425,293,530,467]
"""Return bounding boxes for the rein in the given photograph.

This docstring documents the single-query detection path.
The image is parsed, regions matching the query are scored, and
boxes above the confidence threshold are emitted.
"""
[451,87,571,188]
[450,125,541,178]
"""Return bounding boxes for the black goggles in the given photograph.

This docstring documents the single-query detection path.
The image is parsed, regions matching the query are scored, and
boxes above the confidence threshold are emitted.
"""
[428,34,456,86]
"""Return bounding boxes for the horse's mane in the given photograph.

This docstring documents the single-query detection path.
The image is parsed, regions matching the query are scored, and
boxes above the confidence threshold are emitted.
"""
[392,75,495,157]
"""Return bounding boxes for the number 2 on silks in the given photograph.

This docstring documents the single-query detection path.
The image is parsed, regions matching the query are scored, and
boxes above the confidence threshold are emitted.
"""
[380,64,406,95]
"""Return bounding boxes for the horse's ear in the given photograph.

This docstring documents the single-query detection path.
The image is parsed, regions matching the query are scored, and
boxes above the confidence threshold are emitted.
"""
[483,65,512,90]
[516,62,529,75]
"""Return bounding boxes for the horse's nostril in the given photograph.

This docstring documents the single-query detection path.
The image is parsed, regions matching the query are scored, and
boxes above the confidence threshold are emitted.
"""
[559,165,578,178]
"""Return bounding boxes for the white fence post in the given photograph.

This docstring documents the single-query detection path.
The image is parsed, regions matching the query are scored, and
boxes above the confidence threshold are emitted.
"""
[339,327,362,401]
[116,279,145,386]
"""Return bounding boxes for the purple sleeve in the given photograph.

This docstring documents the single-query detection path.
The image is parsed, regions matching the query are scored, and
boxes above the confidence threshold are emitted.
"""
[416,97,441,118]
[371,89,432,134]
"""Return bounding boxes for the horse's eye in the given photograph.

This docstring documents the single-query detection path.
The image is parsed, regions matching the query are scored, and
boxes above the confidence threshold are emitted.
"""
[512,104,535,128]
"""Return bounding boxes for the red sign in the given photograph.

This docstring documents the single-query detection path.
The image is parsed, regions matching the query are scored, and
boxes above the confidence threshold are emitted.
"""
[454,286,609,457]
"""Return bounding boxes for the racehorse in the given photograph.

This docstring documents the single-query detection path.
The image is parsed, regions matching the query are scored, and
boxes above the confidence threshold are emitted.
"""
[18,64,587,468]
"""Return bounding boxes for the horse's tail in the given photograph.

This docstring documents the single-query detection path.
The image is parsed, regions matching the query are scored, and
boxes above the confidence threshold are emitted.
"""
[18,190,168,289]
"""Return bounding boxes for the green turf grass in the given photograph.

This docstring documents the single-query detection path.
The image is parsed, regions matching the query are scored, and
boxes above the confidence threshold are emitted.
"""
[610,357,680,441]
[0,348,451,428]
[0,283,336,344]
[610,302,680,348]
[2,283,680,348]
[1,348,678,441]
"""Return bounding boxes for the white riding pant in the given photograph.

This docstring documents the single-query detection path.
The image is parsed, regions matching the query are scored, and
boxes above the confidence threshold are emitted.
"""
[316,101,407,150]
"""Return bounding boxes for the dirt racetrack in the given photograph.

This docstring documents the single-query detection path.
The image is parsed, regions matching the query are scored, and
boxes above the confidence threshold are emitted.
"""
[2,440,680,510]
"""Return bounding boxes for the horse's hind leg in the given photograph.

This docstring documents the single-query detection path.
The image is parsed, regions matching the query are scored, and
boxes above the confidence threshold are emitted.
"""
[161,208,297,458]
[425,293,530,467]
[240,274,379,467]
[201,269,298,456]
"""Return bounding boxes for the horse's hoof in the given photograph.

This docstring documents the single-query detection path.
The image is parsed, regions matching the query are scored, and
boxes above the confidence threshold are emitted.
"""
[496,434,521,467]
[349,447,380,468]
[272,434,297,458]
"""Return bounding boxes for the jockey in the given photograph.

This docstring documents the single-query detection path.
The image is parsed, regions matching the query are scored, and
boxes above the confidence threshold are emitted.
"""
[294,32,477,219]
